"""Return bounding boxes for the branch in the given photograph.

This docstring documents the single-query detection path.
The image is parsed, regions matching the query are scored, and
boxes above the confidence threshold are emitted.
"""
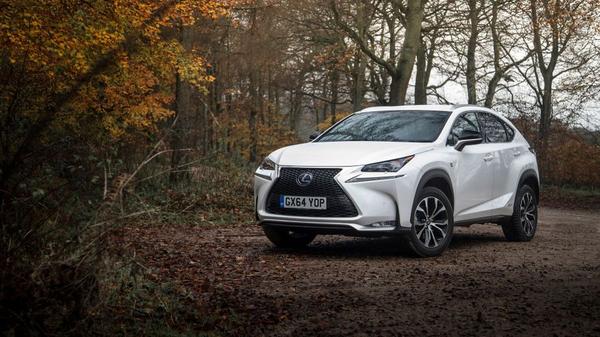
[553,55,593,79]
[328,0,397,75]
[299,90,352,105]
[0,0,181,193]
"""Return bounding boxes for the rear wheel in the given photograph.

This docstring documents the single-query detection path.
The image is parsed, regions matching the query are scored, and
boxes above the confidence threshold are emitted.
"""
[406,187,454,257]
[263,226,316,248]
[502,185,538,241]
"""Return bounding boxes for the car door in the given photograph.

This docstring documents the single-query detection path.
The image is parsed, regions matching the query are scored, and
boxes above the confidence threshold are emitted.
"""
[447,111,495,221]
[477,112,518,209]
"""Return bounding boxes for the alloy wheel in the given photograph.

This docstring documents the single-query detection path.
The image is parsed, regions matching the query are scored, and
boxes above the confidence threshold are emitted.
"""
[520,192,537,236]
[413,196,449,248]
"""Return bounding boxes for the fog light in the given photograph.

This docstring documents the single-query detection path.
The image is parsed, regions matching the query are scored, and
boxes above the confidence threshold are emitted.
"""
[368,221,397,228]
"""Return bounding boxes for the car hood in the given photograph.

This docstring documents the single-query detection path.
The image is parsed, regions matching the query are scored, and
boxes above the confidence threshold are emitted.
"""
[270,141,434,167]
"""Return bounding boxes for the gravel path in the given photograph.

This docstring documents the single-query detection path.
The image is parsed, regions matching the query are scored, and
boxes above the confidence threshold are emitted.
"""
[125,207,600,336]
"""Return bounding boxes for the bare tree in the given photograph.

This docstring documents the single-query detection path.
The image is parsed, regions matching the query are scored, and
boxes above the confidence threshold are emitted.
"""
[330,0,426,105]
[415,0,454,104]
[466,0,485,104]
[514,0,598,142]
[482,0,532,107]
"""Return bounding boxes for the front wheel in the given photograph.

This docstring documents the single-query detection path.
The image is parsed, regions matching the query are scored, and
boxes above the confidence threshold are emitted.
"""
[501,185,538,241]
[263,226,316,248]
[406,187,454,257]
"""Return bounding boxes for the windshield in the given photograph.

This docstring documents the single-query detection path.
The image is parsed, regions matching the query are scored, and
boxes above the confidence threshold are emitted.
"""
[316,110,451,143]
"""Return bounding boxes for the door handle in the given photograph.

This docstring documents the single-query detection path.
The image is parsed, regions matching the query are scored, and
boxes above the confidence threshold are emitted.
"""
[513,150,521,157]
[483,154,494,162]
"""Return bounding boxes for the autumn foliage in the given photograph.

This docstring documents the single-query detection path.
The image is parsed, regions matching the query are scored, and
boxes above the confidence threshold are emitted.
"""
[1,0,222,141]
[512,117,600,188]
[1,0,600,335]
[0,1,231,335]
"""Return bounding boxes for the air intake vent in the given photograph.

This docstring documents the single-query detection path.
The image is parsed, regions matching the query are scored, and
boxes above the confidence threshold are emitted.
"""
[266,168,358,217]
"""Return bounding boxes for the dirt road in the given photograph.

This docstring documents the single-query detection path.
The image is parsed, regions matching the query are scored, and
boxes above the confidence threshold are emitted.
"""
[125,207,600,336]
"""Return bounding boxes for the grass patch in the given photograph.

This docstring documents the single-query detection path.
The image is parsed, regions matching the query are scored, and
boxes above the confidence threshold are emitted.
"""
[541,184,600,210]
[115,155,255,228]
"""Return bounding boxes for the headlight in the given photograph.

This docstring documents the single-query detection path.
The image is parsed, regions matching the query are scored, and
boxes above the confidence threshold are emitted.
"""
[361,155,414,172]
[259,157,276,170]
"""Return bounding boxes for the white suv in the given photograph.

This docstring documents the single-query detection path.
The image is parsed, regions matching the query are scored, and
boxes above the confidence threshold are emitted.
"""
[254,105,539,257]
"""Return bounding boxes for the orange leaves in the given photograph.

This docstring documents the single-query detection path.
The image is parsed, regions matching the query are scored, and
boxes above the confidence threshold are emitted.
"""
[215,103,297,161]
[2,1,126,85]
[545,131,600,187]
[2,0,228,144]
[177,53,214,93]
[316,112,352,132]
[513,117,600,187]
[313,43,354,72]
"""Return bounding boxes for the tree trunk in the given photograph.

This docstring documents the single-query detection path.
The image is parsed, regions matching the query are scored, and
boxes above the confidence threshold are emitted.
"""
[466,0,480,105]
[539,79,553,141]
[389,74,401,105]
[350,2,368,111]
[267,68,273,127]
[170,25,193,182]
[392,0,425,105]
[530,0,556,147]
[414,36,427,105]
[248,69,258,162]
[351,52,366,111]
[248,6,259,162]
[484,0,500,108]
[320,79,328,123]
[330,70,339,124]
[484,75,501,108]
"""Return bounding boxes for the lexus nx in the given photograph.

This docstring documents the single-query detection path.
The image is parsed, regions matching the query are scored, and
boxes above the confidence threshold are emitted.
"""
[254,105,539,257]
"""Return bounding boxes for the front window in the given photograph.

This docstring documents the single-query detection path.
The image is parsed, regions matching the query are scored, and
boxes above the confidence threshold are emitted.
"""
[316,110,451,143]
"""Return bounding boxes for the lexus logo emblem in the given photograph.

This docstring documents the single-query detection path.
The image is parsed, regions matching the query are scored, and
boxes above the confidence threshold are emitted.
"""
[296,172,314,187]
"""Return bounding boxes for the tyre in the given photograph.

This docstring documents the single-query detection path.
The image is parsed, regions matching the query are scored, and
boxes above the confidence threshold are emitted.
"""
[406,186,454,257]
[501,184,538,241]
[263,226,316,248]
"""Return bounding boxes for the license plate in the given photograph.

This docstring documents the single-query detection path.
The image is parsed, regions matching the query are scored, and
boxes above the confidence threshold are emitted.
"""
[279,195,327,210]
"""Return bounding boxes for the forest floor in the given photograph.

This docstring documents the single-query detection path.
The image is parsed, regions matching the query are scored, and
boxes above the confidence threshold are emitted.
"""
[119,206,600,336]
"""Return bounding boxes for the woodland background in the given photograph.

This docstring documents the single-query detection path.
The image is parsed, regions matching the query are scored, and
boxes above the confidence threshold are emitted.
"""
[1,0,600,335]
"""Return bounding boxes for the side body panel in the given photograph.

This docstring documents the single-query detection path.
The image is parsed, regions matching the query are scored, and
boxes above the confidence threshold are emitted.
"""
[253,105,539,235]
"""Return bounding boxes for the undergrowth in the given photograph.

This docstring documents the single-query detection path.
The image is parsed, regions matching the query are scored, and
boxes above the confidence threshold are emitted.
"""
[92,154,255,336]
[121,154,255,228]
[90,256,227,337]
[1,153,255,337]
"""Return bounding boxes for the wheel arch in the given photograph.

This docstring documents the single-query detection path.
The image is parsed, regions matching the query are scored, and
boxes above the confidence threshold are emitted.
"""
[518,169,540,201]
[414,169,454,209]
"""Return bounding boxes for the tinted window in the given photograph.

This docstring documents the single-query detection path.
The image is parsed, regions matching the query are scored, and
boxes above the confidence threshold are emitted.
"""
[317,110,451,143]
[479,113,508,143]
[504,122,515,141]
[447,112,481,146]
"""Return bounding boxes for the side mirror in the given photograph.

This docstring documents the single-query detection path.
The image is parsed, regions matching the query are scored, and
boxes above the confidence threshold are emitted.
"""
[454,130,483,151]
[309,132,320,141]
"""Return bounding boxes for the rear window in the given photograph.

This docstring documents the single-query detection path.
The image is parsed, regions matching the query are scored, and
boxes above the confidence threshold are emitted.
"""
[317,110,451,143]
[479,112,509,143]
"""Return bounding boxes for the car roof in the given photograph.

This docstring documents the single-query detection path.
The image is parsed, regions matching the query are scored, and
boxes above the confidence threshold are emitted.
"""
[357,104,484,113]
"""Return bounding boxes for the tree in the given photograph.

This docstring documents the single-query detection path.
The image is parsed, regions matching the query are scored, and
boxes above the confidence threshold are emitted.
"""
[415,0,455,104]
[0,0,228,333]
[482,0,532,107]
[509,0,598,148]
[330,0,426,105]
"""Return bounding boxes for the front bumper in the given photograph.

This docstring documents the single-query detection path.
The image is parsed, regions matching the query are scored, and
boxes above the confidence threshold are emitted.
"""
[254,165,419,235]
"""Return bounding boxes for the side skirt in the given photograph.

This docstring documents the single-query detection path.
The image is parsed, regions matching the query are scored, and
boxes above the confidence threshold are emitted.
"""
[454,215,511,227]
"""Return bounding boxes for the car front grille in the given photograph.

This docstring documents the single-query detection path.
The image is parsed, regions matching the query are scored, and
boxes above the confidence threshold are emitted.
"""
[266,168,359,217]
